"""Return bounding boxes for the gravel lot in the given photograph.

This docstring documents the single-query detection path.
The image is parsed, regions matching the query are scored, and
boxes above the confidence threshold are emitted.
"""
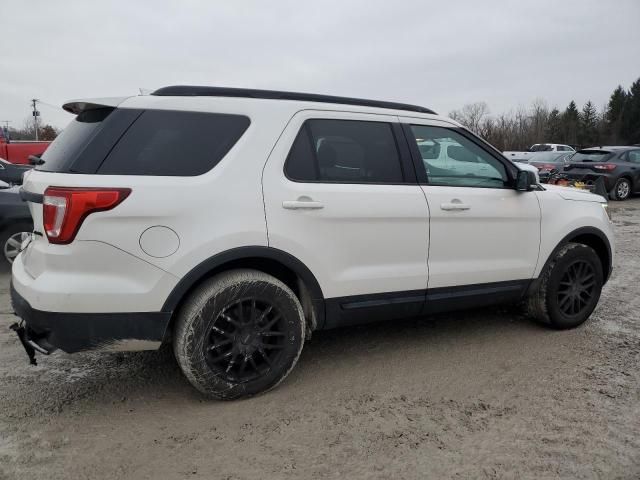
[1,198,639,480]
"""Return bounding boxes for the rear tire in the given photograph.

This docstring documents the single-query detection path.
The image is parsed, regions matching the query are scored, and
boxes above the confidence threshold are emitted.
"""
[173,269,305,400]
[526,243,603,329]
[610,177,631,201]
[1,222,32,265]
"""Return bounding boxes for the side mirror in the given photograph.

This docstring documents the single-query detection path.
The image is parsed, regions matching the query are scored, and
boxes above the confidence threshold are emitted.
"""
[516,170,536,191]
[0,180,10,189]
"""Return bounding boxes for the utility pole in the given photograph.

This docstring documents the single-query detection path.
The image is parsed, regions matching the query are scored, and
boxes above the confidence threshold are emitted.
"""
[31,99,40,141]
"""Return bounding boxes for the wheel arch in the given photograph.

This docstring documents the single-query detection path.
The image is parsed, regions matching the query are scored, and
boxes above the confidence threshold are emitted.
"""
[537,226,612,290]
[161,246,326,335]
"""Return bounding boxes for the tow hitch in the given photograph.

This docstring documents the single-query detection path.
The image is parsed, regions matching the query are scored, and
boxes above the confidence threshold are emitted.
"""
[10,322,51,366]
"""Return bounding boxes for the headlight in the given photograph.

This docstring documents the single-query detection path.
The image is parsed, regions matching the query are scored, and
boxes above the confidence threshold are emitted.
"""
[602,203,612,221]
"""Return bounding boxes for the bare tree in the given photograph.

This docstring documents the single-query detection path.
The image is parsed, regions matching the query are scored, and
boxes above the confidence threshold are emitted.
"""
[449,102,490,134]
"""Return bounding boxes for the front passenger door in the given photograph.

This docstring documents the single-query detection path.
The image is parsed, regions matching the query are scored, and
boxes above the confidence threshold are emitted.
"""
[401,119,541,289]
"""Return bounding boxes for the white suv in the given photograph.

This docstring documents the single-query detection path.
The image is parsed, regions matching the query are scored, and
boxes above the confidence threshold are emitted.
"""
[11,86,614,399]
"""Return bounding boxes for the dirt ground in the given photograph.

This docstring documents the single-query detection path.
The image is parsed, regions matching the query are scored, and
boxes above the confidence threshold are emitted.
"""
[1,199,639,480]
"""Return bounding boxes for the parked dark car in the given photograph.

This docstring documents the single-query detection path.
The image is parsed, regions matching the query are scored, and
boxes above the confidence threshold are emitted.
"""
[563,146,640,200]
[529,151,574,182]
[0,157,33,185]
[0,182,33,265]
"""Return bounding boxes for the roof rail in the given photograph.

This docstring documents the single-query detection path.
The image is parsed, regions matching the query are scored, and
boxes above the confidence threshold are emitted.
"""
[151,85,436,115]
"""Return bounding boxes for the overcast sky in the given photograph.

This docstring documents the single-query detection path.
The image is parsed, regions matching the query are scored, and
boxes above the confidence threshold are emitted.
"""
[1,0,639,130]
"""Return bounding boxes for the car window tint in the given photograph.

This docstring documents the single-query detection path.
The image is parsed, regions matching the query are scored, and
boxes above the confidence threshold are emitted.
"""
[37,108,115,173]
[285,119,404,183]
[627,150,640,163]
[409,125,508,188]
[571,151,612,162]
[98,110,250,176]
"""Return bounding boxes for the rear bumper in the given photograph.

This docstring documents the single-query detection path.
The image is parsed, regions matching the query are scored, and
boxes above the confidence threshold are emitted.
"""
[10,282,171,353]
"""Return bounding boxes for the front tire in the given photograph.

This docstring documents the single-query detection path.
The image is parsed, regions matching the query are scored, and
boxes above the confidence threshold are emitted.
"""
[173,269,305,400]
[526,243,603,329]
[610,177,631,201]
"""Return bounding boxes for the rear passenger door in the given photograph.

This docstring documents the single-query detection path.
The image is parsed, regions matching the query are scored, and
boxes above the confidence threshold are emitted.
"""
[262,111,430,327]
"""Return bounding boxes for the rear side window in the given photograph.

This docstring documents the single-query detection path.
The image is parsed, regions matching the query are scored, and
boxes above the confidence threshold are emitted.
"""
[98,110,250,176]
[285,119,404,184]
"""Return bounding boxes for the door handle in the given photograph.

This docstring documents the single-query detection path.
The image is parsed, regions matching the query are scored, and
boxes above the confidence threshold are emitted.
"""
[282,200,324,210]
[441,202,471,211]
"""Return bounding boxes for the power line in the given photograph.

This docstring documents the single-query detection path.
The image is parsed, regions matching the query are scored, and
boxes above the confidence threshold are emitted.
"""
[37,99,63,110]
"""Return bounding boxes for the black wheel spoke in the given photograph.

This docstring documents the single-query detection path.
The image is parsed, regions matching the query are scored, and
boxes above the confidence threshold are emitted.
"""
[256,306,273,325]
[259,331,286,337]
[237,356,248,376]
[208,339,232,351]
[211,350,234,363]
[259,314,281,332]
[226,353,240,373]
[257,347,273,367]
[557,259,597,317]
[205,297,286,382]
[221,312,241,328]
[250,300,257,323]
[211,325,234,338]
[248,355,259,373]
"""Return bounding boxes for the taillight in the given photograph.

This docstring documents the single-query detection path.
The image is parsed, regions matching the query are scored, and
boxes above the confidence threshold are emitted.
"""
[593,164,616,171]
[43,187,131,244]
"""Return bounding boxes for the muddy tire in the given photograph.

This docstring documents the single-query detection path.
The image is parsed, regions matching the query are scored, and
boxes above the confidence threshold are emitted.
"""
[526,243,603,329]
[173,269,305,400]
[610,177,631,201]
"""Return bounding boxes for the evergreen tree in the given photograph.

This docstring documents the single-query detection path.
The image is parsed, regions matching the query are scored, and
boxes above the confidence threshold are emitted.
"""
[579,101,599,147]
[606,85,628,143]
[621,78,640,144]
[545,108,562,143]
[561,101,579,146]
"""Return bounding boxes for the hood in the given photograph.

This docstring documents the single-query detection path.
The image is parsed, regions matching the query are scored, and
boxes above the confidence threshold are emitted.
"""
[543,184,606,203]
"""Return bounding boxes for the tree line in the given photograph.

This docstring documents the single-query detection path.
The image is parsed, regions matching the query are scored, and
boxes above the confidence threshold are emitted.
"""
[3,120,59,142]
[449,76,640,151]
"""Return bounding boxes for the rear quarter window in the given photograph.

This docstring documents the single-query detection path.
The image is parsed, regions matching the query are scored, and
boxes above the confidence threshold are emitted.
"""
[97,110,250,176]
[37,108,115,173]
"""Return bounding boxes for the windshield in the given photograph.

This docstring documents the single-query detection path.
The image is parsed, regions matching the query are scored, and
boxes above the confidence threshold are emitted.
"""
[571,150,612,162]
[530,152,573,164]
[529,144,553,152]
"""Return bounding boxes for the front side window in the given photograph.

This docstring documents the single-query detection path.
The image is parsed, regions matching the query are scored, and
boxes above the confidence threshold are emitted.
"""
[626,150,640,163]
[285,119,404,184]
[409,125,508,188]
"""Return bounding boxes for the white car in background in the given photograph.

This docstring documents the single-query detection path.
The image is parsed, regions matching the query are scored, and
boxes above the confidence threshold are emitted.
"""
[504,143,575,163]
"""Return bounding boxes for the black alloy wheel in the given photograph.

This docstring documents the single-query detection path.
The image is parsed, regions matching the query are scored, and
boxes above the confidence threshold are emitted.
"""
[205,298,286,383]
[556,259,596,317]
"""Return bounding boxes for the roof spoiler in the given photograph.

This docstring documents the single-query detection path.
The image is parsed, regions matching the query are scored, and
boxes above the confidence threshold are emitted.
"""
[62,97,129,115]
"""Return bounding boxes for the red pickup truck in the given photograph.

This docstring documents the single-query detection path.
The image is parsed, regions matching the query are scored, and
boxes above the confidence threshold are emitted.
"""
[0,129,50,164]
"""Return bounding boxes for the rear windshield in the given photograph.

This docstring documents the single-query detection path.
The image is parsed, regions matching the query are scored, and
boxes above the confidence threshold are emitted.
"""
[38,109,250,176]
[38,108,114,172]
[571,150,613,162]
